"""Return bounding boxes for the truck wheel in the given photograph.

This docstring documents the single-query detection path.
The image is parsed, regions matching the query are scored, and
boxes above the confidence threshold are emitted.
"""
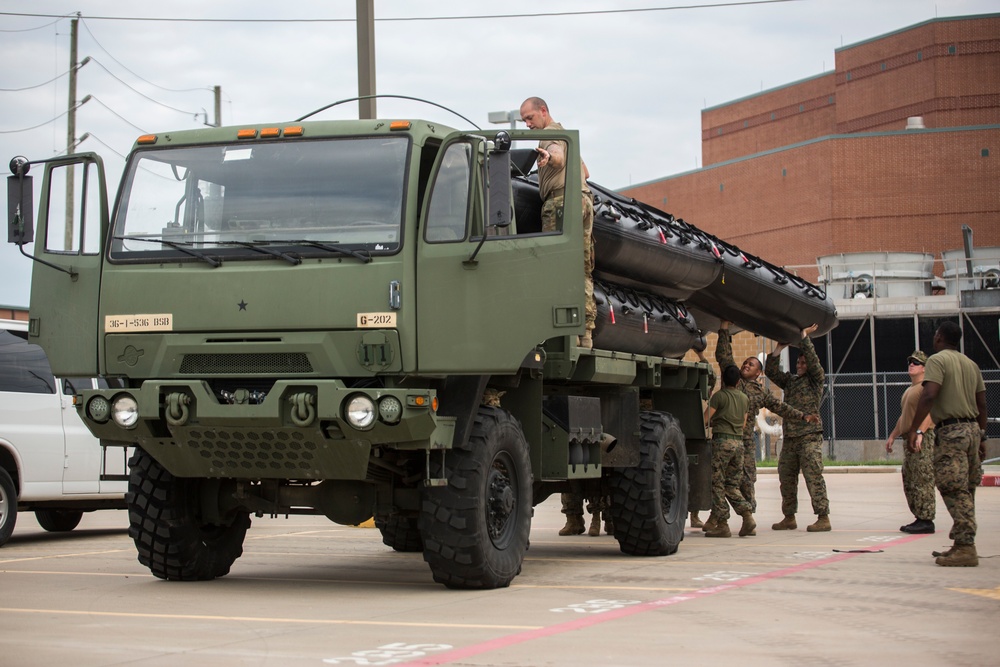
[375,514,423,552]
[35,509,84,532]
[607,411,688,556]
[0,468,16,547]
[127,448,250,580]
[419,406,533,589]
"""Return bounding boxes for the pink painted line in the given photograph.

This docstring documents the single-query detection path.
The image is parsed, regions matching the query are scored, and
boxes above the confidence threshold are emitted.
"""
[400,533,928,666]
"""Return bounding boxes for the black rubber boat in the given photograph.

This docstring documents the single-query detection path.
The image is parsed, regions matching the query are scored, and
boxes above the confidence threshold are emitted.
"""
[593,281,700,358]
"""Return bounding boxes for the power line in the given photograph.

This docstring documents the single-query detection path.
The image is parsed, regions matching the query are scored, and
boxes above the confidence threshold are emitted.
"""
[0,97,89,134]
[87,96,148,134]
[88,57,203,116]
[80,19,211,94]
[0,16,62,31]
[0,69,70,92]
[0,2,804,24]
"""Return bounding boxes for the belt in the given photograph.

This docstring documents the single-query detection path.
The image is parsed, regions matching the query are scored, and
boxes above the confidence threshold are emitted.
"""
[937,417,976,428]
[713,433,742,441]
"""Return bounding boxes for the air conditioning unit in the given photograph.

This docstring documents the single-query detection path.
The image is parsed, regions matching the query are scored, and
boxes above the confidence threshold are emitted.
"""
[851,274,874,299]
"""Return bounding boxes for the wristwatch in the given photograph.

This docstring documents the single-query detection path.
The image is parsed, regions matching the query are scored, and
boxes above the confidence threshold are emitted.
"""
[916,430,924,436]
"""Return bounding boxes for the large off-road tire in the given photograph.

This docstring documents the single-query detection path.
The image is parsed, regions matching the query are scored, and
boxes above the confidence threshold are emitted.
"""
[607,411,688,556]
[375,513,423,552]
[127,448,250,580]
[35,509,84,532]
[0,467,16,547]
[419,406,533,589]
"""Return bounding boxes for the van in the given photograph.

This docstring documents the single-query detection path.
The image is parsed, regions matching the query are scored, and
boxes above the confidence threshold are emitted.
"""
[0,319,128,546]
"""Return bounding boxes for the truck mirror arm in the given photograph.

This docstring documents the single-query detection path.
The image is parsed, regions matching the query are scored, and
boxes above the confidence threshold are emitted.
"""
[17,242,78,279]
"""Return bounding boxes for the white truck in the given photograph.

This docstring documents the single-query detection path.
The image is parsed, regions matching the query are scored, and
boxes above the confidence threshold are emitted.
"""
[0,319,129,546]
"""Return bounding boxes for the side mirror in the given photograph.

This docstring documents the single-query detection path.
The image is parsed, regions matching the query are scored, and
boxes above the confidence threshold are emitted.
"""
[7,156,34,245]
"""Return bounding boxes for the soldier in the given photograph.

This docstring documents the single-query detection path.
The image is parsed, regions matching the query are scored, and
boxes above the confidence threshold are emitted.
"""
[703,365,753,537]
[884,350,936,534]
[519,96,596,348]
[713,321,819,523]
[907,321,987,567]
[766,324,831,532]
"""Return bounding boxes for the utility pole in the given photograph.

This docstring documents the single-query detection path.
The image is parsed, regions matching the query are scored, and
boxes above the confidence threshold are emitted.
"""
[213,85,222,127]
[356,0,376,119]
[65,13,80,250]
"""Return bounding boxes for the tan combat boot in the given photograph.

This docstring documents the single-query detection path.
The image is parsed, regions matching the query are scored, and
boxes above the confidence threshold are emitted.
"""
[772,515,797,530]
[604,518,614,535]
[588,512,602,537]
[701,514,719,533]
[739,510,757,537]
[807,515,831,532]
[935,544,978,567]
[559,514,585,536]
[931,546,956,558]
[689,511,704,528]
[705,521,732,538]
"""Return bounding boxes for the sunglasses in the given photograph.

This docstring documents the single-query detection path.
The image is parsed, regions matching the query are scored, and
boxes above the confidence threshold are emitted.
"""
[908,360,924,366]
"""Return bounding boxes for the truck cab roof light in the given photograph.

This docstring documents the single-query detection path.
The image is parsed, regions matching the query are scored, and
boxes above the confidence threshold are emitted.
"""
[390,121,411,131]
[283,126,304,136]
[237,128,258,139]
[136,134,157,145]
[260,127,281,138]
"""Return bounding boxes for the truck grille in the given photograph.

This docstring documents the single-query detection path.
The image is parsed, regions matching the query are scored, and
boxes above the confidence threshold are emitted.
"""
[179,353,312,374]
[188,428,320,474]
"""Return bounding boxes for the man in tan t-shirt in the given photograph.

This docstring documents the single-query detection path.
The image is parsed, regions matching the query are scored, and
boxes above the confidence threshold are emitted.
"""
[884,350,936,534]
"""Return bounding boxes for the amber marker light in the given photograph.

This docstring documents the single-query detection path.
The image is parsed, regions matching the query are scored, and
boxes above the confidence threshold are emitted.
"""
[389,121,411,131]
[431,396,439,412]
[284,126,304,136]
[237,128,258,139]
[136,134,157,145]
[260,127,281,138]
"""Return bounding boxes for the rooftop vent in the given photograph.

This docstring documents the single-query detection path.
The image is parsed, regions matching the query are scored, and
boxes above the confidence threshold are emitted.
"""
[905,116,925,130]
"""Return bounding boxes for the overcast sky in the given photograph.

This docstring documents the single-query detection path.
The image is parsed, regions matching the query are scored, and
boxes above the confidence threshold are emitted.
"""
[1,0,995,309]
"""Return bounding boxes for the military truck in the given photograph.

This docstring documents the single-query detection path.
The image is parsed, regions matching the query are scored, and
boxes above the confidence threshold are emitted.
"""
[7,115,714,589]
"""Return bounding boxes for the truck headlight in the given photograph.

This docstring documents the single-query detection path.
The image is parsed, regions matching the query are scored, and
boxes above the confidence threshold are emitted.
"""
[87,395,111,423]
[378,396,403,424]
[111,395,140,428]
[345,394,376,430]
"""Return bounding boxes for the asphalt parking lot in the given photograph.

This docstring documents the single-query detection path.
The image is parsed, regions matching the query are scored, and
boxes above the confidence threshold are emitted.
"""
[1,469,996,667]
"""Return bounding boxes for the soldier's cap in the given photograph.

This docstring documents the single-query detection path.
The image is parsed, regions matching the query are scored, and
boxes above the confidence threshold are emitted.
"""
[907,350,928,365]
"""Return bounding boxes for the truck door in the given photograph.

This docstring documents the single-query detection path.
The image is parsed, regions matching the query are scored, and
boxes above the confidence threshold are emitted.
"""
[416,134,585,373]
[25,154,109,376]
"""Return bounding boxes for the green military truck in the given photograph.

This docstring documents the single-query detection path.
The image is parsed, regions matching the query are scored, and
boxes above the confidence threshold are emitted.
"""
[7,115,712,589]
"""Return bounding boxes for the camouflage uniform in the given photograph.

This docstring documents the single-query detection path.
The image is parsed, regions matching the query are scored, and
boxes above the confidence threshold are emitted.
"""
[903,428,936,521]
[894,379,936,522]
[538,122,596,336]
[708,387,751,521]
[923,348,986,547]
[765,335,829,517]
[716,328,812,512]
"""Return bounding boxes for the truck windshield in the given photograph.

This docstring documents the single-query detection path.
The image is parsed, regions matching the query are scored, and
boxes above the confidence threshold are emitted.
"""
[110,136,409,261]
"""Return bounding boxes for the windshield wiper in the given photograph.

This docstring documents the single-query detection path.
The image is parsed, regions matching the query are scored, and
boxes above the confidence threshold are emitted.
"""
[208,241,301,265]
[115,236,222,268]
[255,239,373,264]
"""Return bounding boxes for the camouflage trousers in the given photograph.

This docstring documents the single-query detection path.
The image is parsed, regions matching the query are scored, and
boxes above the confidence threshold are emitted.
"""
[542,194,596,332]
[561,480,608,517]
[711,436,751,521]
[933,421,982,546]
[742,439,757,513]
[902,428,936,521]
[777,432,829,517]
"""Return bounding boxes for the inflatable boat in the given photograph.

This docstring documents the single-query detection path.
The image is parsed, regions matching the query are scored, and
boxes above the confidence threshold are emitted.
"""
[592,281,700,358]
[510,171,837,348]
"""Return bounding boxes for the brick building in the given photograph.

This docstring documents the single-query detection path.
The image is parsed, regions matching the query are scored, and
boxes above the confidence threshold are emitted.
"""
[627,14,1000,460]
[622,13,1000,282]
